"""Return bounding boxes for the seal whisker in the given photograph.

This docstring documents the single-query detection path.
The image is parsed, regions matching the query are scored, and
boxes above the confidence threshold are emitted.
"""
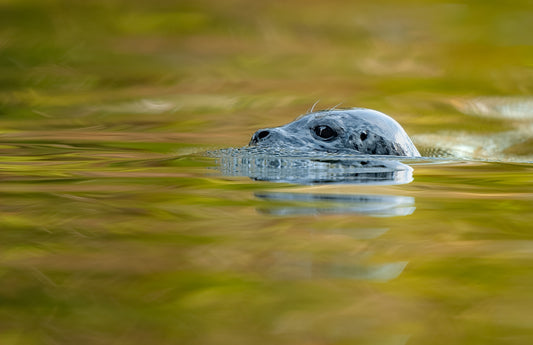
[330,102,343,111]
[308,99,321,113]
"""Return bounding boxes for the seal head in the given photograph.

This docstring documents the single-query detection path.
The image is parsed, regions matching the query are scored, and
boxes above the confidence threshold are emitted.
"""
[249,108,420,156]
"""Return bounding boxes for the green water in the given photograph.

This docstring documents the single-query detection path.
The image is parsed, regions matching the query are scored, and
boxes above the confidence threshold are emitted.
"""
[2,0,533,344]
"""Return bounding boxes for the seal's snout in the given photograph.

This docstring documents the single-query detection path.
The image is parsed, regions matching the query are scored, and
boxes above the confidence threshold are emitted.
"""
[249,129,272,145]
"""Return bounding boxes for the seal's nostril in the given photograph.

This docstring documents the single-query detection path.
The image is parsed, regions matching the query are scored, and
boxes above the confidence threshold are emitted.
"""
[249,129,271,146]
[257,130,270,140]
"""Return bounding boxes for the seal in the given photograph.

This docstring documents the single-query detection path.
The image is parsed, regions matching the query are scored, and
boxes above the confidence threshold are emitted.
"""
[249,108,420,157]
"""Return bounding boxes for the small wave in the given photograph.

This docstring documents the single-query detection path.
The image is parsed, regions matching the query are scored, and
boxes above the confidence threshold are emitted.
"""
[451,96,533,120]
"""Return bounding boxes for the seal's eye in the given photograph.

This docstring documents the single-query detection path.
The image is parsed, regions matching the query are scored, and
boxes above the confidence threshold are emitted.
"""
[313,125,337,140]
[360,131,368,141]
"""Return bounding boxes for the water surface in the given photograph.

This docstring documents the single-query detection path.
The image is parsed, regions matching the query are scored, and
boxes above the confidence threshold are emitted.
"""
[2,0,533,344]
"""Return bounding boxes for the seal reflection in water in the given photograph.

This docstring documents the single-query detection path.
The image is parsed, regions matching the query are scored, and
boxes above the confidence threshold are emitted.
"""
[250,108,420,157]
[213,108,417,281]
